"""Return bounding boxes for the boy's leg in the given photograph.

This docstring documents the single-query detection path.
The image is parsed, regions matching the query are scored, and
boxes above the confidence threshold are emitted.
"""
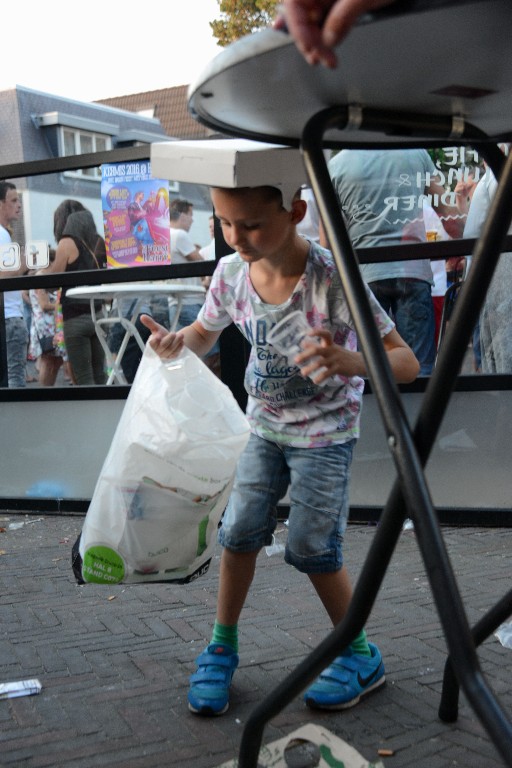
[308,567,353,626]
[305,565,385,709]
[283,440,385,710]
[188,548,259,716]
[308,568,373,654]
[188,434,287,717]
[216,548,259,627]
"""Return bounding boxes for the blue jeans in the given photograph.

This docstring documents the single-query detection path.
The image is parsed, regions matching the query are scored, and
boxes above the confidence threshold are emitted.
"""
[107,299,152,384]
[369,278,436,375]
[218,433,355,574]
[6,316,28,387]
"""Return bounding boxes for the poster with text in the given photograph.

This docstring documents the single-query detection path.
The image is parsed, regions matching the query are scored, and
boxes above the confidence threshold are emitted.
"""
[101,161,171,268]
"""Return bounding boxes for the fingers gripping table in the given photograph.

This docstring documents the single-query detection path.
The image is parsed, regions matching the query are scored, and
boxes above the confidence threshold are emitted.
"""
[66,283,205,385]
[187,1,512,765]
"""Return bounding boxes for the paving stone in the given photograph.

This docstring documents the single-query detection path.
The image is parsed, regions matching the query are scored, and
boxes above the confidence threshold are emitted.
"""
[0,516,510,767]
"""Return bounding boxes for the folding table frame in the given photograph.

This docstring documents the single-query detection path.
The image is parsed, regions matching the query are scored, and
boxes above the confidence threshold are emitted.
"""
[187,2,512,764]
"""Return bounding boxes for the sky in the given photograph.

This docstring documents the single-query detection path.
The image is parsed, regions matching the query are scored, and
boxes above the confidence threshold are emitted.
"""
[4,0,224,103]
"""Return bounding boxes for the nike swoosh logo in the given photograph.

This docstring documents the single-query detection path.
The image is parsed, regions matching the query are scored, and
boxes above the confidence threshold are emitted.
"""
[357,662,383,688]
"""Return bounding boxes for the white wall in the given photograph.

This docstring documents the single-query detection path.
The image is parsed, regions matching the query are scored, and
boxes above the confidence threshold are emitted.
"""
[0,390,510,509]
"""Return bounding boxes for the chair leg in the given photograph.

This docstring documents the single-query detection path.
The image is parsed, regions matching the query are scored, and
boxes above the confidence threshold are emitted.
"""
[439,588,512,722]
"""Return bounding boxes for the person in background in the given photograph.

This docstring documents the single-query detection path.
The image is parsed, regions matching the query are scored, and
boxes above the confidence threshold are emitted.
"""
[168,198,205,328]
[42,200,106,385]
[199,214,216,262]
[169,199,220,374]
[197,213,222,378]
[323,149,463,375]
[463,157,512,373]
[28,250,68,386]
[422,201,451,350]
[0,182,28,387]
[297,186,321,243]
[140,183,419,717]
[21,276,39,383]
[53,288,74,383]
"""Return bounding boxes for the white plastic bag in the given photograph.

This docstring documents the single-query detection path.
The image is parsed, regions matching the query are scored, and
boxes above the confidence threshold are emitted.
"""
[78,345,250,584]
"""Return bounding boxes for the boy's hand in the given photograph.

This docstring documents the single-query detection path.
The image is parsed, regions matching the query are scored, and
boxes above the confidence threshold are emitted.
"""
[140,314,185,360]
[295,327,364,383]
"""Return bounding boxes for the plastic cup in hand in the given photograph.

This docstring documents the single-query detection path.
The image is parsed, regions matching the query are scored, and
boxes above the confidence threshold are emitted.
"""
[267,310,329,385]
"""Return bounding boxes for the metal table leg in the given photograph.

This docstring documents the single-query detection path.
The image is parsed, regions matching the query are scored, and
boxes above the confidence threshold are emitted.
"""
[439,588,512,723]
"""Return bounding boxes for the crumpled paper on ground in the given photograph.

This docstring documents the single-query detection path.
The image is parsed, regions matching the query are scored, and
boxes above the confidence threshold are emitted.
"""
[215,723,385,767]
[0,679,42,699]
[495,621,512,649]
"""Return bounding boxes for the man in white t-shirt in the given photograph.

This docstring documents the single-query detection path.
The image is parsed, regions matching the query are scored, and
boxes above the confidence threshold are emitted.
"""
[169,198,206,328]
[169,199,220,370]
[0,182,27,387]
[199,214,216,262]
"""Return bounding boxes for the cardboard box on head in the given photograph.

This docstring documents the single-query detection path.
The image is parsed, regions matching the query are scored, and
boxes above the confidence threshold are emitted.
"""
[150,138,309,211]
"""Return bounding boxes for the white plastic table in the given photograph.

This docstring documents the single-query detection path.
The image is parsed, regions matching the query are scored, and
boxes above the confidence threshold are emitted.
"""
[66,283,205,385]
[187,1,512,765]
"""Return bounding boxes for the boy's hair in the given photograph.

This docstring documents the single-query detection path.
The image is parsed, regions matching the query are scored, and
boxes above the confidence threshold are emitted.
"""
[169,198,193,221]
[211,185,301,211]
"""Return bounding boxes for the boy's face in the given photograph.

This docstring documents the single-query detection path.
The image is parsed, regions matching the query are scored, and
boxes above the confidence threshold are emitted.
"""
[211,187,294,263]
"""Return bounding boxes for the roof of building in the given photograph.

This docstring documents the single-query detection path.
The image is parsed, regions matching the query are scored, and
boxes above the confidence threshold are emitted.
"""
[96,85,213,140]
[0,85,169,168]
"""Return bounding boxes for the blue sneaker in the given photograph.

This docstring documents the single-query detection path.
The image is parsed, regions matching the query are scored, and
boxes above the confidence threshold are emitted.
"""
[304,642,385,710]
[188,643,239,716]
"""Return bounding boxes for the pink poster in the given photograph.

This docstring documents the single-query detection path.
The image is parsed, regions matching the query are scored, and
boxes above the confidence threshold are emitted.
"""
[101,161,171,268]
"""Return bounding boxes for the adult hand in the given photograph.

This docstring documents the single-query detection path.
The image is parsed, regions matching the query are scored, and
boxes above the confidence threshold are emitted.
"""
[454,176,478,215]
[274,0,397,68]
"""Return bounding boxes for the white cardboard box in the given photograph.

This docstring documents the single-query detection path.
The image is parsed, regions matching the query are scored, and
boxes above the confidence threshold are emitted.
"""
[150,138,308,209]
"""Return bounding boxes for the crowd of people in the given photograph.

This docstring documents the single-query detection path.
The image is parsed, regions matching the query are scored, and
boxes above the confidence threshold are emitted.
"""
[1,158,511,387]
[0,191,219,387]
[0,191,108,387]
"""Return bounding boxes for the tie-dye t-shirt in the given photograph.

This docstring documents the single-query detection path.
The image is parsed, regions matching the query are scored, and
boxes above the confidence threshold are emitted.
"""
[197,241,394,448]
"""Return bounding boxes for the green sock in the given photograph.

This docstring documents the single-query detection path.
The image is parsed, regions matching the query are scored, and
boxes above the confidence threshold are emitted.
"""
[349,629,371,657]
[211,621,238,653]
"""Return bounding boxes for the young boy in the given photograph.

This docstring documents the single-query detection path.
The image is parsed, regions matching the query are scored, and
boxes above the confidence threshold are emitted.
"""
[141,184,419,717]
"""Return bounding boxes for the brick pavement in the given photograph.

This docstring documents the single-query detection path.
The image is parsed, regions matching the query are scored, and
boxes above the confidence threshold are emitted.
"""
[0,513,511,767]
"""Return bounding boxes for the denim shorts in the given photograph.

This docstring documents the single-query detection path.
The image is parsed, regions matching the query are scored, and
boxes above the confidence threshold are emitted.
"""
[218,433,355,574]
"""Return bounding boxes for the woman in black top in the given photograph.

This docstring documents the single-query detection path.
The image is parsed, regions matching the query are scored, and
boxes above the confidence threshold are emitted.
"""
[46,199,107,385]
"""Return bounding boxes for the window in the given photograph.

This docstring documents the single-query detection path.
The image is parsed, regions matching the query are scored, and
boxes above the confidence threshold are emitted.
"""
[61,128,112,180]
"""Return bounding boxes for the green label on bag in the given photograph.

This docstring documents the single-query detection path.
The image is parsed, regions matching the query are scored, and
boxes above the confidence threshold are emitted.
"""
[196,515,209,557]
[82,546,125,584]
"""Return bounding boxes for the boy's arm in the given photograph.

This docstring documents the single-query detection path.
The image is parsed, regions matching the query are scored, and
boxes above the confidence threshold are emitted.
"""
[140,314,221,360]
[380,327,421,383]
[296,326,420,384]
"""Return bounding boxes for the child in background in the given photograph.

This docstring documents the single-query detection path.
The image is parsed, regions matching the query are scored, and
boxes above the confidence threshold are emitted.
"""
[141,184,419,716]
